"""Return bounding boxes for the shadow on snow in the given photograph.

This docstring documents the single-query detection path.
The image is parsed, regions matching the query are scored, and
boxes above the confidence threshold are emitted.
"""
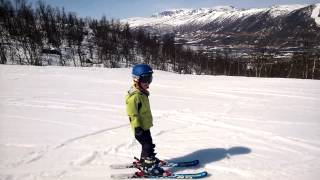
[166,146,251,172]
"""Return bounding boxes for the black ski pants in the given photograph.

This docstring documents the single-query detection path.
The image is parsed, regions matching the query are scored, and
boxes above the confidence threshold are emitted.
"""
[134,127,156,159]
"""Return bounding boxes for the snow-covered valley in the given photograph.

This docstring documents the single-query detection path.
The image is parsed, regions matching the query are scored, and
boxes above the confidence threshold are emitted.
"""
[0,65,320,180]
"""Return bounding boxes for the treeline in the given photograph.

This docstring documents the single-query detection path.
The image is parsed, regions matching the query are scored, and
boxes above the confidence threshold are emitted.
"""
[202,45,320,79]
[0,0,319,79]
[0,0,206,73]
[0,0,131,67]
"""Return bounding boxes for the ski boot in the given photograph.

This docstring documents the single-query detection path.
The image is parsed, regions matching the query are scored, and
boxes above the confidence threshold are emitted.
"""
[140,156,171,177]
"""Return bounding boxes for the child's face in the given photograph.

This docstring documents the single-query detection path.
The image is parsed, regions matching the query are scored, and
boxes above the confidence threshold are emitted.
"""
[140,82,150,90]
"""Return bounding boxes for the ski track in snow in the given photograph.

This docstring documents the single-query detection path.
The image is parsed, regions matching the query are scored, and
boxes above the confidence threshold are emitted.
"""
[1,65,320,180]
[155,110,320,154]
[54,124,129,149]
[3,124,129,169]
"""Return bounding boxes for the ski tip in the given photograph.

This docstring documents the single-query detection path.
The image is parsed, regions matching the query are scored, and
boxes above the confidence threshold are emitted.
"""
[174,171,208,179]
[194,171,208,179]
[201,171,208,176]
[183,159,200,167]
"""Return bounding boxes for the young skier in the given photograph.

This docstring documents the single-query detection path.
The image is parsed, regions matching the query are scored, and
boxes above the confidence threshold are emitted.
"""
[126,64,168,177]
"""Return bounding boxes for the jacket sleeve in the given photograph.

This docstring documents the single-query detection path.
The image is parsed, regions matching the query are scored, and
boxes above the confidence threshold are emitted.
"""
[126,94,141,130]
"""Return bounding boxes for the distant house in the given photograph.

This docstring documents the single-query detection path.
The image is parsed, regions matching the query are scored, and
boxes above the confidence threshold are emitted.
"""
[42,48,61,55]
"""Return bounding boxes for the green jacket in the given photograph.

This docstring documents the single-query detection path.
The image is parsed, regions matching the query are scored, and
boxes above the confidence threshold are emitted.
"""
[126,86,153,133]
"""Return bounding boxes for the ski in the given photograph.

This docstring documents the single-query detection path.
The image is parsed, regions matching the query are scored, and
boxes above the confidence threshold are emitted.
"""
[110,160,199,169]
[165,160,200,168]
[111,171,208,179]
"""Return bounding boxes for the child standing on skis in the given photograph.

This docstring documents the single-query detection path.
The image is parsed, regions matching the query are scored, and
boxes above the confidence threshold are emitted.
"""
[126,64,167,176]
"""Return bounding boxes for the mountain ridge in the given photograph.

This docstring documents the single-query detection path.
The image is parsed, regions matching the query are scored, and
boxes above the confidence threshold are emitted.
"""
[123,4,318,27]
[122,4,320,47]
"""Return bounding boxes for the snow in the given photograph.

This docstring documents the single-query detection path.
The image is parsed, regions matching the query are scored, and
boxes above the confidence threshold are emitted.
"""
[122,4,314,28]
[1,65,320,180]
[122,7,244,27]
[268,4,307,17]
[311,3,320,26]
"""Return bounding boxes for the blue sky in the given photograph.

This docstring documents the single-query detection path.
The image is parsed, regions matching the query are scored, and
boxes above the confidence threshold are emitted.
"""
[27,0,319,19]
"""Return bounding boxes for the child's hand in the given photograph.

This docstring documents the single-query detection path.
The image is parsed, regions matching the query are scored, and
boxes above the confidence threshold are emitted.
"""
[135,127,144,136]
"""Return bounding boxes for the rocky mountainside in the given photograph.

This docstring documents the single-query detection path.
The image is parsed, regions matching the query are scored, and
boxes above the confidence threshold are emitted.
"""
[123,4,320,48]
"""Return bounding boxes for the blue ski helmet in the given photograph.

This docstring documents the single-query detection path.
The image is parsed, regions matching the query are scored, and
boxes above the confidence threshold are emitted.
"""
[132,64,153,84]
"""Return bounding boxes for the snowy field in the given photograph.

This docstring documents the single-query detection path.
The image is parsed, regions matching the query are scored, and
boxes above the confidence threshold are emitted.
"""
[0,65,320,180]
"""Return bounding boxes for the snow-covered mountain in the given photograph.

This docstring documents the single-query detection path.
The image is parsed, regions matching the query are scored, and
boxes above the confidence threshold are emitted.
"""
[122,4,320,47]
[125,5,307,27]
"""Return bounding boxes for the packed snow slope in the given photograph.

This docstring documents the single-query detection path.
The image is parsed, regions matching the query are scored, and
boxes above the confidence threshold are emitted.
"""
[1,65,320,180]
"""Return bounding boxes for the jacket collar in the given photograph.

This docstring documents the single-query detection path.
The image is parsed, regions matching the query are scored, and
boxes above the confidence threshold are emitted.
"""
[128,83,150,96]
